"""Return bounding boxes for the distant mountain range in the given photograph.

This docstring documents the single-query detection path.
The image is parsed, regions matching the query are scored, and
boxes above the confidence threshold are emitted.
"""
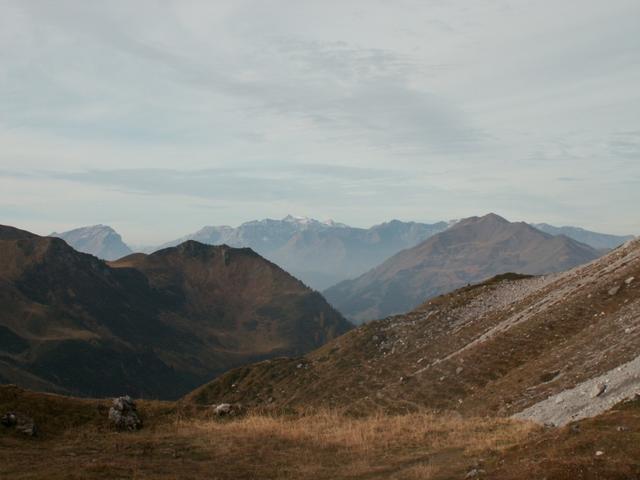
[532,223,634,250]
[51,224,132,261]
[51,216,633,292]
[323,214,602,323]
[0,225,350,399]
[154,215,451,290]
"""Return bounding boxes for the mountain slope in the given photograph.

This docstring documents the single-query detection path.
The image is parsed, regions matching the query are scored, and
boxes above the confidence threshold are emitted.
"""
[533,222,634,250]
[0,225,350,399]
[188,237,640,425]
[51,224,132,260]
[156,216,448,289]
[324,213,601,323]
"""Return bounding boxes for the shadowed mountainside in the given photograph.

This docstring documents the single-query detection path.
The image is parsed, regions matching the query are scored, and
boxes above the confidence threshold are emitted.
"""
[323,213,602,323]
[0,225,351,399]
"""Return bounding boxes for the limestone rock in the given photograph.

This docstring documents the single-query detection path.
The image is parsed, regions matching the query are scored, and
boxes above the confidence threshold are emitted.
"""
[592,383,607,398]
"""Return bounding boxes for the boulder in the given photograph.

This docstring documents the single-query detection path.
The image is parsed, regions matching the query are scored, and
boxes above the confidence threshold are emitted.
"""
[1,412,37,436]
[16,417,37,437]
[592,383,607,398]
[1,412,17,427]
[108,396,142,431]
[214,403,244,417]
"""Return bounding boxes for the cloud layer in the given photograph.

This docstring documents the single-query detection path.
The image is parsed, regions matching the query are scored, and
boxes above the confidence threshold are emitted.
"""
[1,0,638,242]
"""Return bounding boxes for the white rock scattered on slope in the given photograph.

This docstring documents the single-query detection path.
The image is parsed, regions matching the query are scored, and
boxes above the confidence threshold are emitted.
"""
[513,354,640,426]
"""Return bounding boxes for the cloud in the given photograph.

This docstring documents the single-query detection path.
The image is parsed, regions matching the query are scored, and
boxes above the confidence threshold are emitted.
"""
[0,0,638,240]
[0,164,412,203]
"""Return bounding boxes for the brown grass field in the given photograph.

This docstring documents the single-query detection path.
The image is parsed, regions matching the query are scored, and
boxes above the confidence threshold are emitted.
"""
[0,385,539,479]
[3,385,640,479]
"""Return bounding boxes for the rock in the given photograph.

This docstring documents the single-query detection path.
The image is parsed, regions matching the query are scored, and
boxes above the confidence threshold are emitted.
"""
[595,450,604,457]
[214,403,244,417]
[1,412,17,427]
[456,366,464,375]
[465,468,485,478]
[108,396,142,431]
[625,277,635,285]
[592,383,607,398]
[1,412,37,436]
[215,403,232,416]
[16,418,37,437]
[608,285,621,296]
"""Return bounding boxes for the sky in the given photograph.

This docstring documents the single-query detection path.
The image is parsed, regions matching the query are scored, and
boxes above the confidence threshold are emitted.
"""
[1,0,639,244]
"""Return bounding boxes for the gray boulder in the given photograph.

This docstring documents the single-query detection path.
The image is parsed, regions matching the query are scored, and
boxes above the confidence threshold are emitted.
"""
[1,412,37,436]
[108,396,142,431]
[214,403,244,417]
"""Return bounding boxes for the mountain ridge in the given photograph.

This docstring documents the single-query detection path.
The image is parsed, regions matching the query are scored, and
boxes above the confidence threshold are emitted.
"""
[0,225,351,399]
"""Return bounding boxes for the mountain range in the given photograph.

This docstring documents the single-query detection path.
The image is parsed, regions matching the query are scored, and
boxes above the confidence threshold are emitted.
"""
[323,214,602,323]
[52,216,633,293]
[2,219,639,478]
[154,215,450,290]
[533,223,635,250]
[0,225,350,399]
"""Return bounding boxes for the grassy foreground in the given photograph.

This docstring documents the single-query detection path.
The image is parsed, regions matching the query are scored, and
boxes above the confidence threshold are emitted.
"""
[3,385,640,479]
[0,386,537,479]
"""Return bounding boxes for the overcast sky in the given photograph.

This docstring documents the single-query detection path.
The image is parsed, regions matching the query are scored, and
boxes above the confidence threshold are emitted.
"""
[1,0,638,244]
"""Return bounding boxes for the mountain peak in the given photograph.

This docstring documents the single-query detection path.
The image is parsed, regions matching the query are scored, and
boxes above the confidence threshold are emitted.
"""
[51,224,132,261]
[325,213,600,323]
[462,213,510,225]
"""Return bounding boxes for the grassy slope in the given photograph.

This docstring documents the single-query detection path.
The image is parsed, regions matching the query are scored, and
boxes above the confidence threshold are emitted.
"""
[3,384,640,479]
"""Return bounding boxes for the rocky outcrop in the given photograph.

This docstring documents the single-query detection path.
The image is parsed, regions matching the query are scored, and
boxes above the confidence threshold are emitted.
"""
[108,396,142,431]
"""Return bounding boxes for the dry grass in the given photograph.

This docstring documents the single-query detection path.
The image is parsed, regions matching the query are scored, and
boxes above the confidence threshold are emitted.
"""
[0,400,538,480]
[170,410,536,479]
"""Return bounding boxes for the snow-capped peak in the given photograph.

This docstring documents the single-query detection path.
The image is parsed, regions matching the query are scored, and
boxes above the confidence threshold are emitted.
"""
[282,215,348,229]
